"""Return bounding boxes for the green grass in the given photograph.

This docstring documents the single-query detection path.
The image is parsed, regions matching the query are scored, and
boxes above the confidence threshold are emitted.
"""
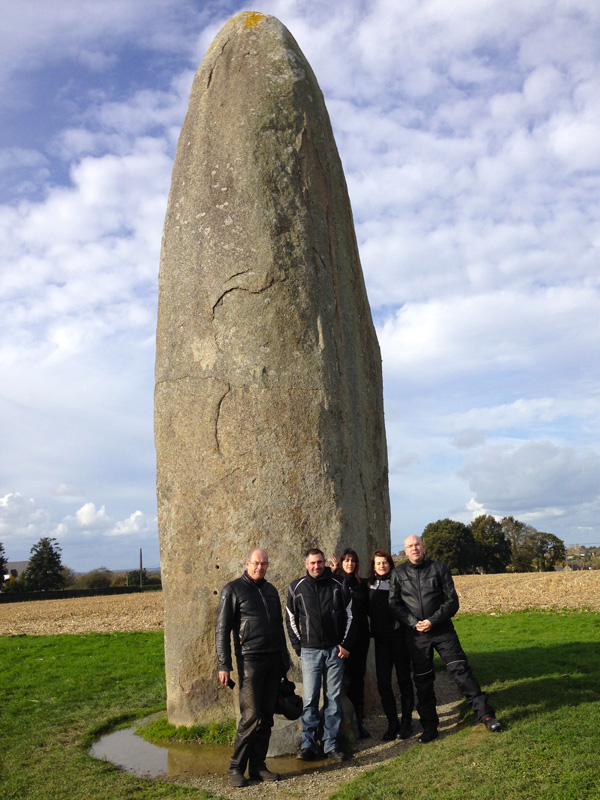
[0,631,218,799]
[0,612,598,800]
[136,715,236,745]
[334,610,600,800]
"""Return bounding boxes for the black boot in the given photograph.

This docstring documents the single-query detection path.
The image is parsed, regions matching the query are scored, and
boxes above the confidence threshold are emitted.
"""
[399,697,414,739]
[382,717,399,741]
[399,715,413,739]
[355,703,371,739]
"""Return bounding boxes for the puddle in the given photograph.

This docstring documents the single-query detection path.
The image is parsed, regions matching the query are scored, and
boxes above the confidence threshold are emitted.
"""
[90,723,322,779]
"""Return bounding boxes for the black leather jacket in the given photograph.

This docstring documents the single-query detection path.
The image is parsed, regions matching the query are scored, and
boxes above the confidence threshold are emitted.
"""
[389,557,459,630]
[286,567,355,655]
[215,572,289,672]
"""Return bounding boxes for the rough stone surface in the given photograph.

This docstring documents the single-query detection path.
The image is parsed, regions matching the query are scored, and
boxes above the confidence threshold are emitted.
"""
[155,11,390,725]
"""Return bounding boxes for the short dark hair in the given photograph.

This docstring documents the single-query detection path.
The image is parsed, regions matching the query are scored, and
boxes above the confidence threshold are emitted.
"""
[304,547,324,560]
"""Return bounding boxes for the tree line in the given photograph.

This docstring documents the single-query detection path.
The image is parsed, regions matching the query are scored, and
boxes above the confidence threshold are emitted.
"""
[1,537,65,592]
[0,537,160,593]
[0,515,571,592]
[416,515,566,574]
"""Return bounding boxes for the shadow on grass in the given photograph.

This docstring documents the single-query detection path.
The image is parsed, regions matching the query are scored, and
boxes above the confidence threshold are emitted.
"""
[458,640,600,727]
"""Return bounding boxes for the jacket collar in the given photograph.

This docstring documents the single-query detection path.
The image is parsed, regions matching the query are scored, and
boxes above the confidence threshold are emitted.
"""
[306,565,333,581]
[243,571,266,587]
[408,557,430,570]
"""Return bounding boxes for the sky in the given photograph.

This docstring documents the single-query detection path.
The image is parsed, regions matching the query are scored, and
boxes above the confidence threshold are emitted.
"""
[1,0,599,572]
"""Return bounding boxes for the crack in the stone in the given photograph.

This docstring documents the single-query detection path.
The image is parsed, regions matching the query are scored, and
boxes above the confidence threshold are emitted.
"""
[207,39,230,89]
[215,383,231,454]
[211,275,277,317]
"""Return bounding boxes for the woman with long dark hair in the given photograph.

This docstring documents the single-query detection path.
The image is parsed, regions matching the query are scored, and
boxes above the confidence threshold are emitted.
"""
[330,547,371,738]
[368,549,414,740]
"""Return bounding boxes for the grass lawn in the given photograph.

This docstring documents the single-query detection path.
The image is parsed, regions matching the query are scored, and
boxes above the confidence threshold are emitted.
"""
[1,611,599,799]
[0,631,214,799]
[334,610,600,800]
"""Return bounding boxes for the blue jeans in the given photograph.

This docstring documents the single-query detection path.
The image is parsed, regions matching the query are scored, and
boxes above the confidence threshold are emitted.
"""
[300,646,344,753]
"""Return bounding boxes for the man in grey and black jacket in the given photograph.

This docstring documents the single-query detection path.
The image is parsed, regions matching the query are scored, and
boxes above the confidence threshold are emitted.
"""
[286,548,355,762]
[389,535,501,743]
[216,548,289,787]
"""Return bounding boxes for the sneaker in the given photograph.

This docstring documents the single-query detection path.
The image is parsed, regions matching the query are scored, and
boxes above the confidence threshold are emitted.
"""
[418,729,439,744]
[249,768,281,782]
[483,715,501,732]
[325,748,347,762]
[297,747,317,761]
[229,771,249,788]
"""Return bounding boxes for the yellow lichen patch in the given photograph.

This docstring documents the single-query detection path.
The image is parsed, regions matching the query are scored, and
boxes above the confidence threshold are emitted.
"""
[242,11,266,28]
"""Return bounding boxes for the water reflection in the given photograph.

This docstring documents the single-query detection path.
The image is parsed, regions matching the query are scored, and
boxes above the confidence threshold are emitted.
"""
[90,724,323,779]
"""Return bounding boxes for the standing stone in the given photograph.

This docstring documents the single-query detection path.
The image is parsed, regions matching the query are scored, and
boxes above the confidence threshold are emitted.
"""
[155,11,390,726]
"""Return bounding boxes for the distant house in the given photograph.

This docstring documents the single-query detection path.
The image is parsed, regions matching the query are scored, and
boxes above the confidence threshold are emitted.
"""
[3,560,29,581]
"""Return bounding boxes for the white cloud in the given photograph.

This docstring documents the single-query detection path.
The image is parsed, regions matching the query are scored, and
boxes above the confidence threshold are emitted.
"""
[75,502,110,528]
[459,440,600,511]
[2,0,600,568]
[0,491,159,571]
[0,0,198,97]
[379,287,600,391]
[108,510,156,538]
[0,492,50,538]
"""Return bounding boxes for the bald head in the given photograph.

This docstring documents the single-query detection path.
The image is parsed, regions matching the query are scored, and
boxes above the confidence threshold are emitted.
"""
[246,549,269,580]
[404,535,426,565]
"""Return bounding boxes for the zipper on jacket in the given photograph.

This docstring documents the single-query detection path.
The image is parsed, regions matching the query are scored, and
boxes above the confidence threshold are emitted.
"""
[257,584,272,625]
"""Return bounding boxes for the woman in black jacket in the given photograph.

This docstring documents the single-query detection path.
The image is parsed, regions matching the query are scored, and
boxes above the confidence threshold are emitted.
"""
[330,547,371,738]
[368,550,414,740]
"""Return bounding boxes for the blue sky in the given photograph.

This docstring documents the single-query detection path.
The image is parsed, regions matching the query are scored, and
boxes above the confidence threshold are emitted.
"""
[1,0,599,572]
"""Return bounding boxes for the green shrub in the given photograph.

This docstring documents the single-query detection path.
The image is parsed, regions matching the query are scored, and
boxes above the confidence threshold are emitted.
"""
[76,567,113,589]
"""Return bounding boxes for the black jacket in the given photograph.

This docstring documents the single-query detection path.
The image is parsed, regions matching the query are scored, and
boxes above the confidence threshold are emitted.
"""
[368,577,401,638]
[215,571,289,672]
[286,567,355,656]
[389,557,459,630]
[341,574,370,639]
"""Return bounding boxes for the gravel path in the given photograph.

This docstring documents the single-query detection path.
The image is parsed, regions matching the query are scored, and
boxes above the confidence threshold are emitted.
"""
[162,671,463,800]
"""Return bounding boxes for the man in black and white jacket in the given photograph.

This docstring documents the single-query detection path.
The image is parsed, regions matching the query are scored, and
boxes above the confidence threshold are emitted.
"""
[286,548,355,762]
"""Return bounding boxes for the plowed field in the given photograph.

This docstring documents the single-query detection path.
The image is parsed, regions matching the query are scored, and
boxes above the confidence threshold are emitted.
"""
[1,570,599,636]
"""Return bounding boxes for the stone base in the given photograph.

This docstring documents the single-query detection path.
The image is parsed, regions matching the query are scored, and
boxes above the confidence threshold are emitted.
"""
[266,695,359,756]
[266,715,302,757]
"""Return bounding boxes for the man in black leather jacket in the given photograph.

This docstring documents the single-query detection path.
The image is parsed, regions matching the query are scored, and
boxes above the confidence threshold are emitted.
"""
[216,549,289,787]
[389,535,501,743]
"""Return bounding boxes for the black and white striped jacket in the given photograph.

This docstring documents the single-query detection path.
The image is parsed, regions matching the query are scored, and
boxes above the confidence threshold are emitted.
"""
[286,567,355,656]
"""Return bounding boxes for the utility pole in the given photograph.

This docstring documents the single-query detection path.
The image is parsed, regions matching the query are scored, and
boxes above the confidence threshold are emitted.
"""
[139,548,143,588]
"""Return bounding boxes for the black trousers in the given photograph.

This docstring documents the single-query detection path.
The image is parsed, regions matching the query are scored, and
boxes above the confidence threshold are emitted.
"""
[229,654,280,776]
[343,633,370,709]
[407,622,494,730]
[374,631,414,721]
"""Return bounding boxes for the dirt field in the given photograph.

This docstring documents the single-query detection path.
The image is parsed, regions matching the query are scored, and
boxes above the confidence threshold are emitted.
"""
[1,570,599,636]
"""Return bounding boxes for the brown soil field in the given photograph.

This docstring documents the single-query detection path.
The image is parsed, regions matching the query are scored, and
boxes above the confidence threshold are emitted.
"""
[1,570,599,636]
